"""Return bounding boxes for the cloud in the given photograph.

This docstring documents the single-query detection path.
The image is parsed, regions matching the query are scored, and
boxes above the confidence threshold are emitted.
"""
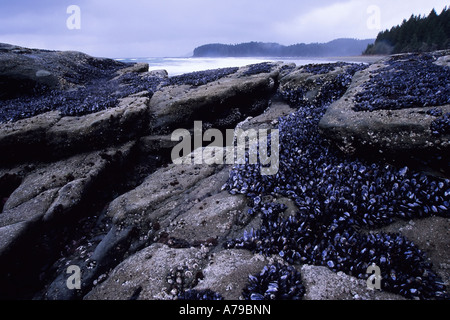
[273,0,449,44]
[0,0,448,57]
[273,1,369,43]
[375,0,449,30]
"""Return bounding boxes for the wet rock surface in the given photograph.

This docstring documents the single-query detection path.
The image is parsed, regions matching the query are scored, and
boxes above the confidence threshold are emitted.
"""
[148,62,281,133]
[0,43,139,120]
[221,59,448,300]
[353,52,450,112]
[319,50,450,174]
[165,67,239,87]
[0,43,122,100]
[0,45,448,300]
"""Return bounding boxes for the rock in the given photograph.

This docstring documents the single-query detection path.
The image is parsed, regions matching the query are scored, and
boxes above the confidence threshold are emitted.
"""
[106,97,293,238]
[1,142,133,223]
[106,162,225,227]
[0,142,134,298]
[84,243,206,300]
[137,134,179,153]
[0,141,134,250]
[379,216,450,290]
[45,93,150,157]
[0,222,29,257]
[0,43,125,100]
[0,43,168,164]
[278,62,366,107]
[148,69,169,78]
[114,62,149,77]
[433,52,450,67]
[300,265,404,300]
[168,190,246,243]
[0,111,61,164]
[0,49,281,164]
[63,98,294,300]
[105,152,251,247]
[41,225,136,300]
[237,100,296,132]
[149,63,281,133]
[0,94,150,164]
[192,250,272,300]
[319,53,450,163]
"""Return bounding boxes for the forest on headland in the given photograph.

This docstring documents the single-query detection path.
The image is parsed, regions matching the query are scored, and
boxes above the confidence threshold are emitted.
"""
[364,7,450,55]
[193,38,374,57]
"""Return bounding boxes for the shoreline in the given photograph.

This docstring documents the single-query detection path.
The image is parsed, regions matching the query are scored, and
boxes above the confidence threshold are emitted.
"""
[129,55,388,76]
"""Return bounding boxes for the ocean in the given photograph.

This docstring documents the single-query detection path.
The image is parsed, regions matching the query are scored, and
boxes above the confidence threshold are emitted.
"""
[114,56,373,76]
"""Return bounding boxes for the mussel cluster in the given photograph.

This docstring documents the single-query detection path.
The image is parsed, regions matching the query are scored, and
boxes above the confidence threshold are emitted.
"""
[223,66,450,300]
[280,63,367,107]
[0,69,164,122]
[177,289,224,300]
[57,56,126,85]
[427,108,443,117]
[301,62,358,75]
[242,263,305,300]
[165,67,239,87]
[59,73,163,117]
[353,53,450,112]
[176,263,305,300]
[430,112,450,136]
[242,62,277,76]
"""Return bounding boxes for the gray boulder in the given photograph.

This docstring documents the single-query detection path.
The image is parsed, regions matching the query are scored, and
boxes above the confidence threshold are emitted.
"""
[0,142,134,256]
[0,93,150,164]
[0,43,125,99]
[319,53,450,160]
[149,64,282,133]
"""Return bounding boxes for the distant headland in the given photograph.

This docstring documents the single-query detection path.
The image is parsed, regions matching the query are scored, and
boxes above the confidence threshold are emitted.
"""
[193,38,375,58]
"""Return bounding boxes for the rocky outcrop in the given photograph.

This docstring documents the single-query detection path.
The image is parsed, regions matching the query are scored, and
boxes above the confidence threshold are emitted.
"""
[278,62,364,107]
[0,142,135,298]
[0,94,150,164]
[0,43,125,100]
[0,47,290,299]
[319,51,450,165]
[149,63,281,133]
[0,43,161,163]
[0,45,448,301]
[0,55,280,164]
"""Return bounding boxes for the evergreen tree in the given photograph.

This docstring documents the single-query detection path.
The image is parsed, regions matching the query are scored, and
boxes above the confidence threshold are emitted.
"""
[364,7,450,54]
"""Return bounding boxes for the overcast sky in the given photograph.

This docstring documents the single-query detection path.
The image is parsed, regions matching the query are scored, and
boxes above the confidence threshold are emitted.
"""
[0,0,448,58]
